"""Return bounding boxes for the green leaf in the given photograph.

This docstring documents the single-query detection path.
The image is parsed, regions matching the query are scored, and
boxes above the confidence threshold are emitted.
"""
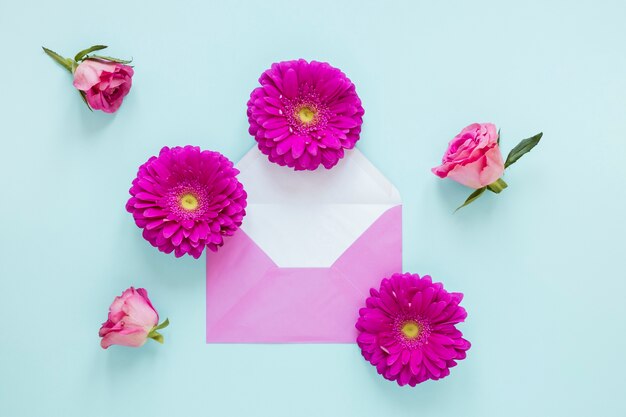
[149,332,164,344]
[74,44,108,62]
[497,129,501,145]
[486,178,508,194]
[146,318,169,345]
[455,187,487,212]
[505,132,543,168]
[78,91,93,112]
[153,318,169,331]
[42,46,74,73]
[87,54,132,64]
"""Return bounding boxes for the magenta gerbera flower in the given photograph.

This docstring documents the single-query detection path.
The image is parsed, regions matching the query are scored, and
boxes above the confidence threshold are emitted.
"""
[126,146,247,258]
[356,273,471,387]
[247,59,365,171]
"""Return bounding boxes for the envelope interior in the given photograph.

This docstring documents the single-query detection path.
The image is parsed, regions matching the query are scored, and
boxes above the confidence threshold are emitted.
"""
[236,147,401,267]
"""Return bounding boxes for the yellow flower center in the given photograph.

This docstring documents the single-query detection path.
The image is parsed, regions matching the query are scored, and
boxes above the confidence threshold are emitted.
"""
[297,106,316,124]
[401,321,421,340]
[179,193,199,211]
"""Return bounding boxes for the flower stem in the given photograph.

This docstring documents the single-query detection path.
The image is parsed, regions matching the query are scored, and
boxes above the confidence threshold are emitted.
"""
[487,178,508,194]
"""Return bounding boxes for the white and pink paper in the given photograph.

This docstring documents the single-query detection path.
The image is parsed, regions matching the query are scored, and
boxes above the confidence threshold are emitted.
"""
[206,147,402,343]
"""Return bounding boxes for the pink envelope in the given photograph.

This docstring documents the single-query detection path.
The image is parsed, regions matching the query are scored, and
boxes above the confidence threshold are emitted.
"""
[206,147,402,343]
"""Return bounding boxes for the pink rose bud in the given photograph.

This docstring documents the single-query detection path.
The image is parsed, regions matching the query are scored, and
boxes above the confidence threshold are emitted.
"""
[432,123,505,189]
[73,59,134,113]
[42,45,133,113]
[99,287,169,349]
[432,122,543,210]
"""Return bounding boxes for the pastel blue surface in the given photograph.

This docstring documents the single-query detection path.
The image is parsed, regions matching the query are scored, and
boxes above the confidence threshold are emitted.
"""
[1,1,625,416]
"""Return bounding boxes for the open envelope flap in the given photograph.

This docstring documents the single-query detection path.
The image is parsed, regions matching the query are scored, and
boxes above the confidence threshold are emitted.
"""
[236,147,402,267]
[206,206,402,343]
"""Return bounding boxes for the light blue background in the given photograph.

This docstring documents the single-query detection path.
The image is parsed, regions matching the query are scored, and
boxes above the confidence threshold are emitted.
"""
[1,1,625,416]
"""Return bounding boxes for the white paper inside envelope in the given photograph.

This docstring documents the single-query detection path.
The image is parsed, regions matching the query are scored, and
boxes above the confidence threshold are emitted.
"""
[236,147,401,267]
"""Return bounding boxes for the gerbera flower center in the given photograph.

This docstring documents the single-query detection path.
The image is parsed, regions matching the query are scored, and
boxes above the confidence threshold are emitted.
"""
[401,321,421,340]
[297,106,316,124]
[179,193,199,211]
[393,315,431,348]
[283,89,330,136]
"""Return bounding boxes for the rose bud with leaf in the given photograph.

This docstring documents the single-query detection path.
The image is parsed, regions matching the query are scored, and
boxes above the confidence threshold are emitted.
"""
[42,45,133,113]
[432,123,542,211]
[99,287,169,349]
